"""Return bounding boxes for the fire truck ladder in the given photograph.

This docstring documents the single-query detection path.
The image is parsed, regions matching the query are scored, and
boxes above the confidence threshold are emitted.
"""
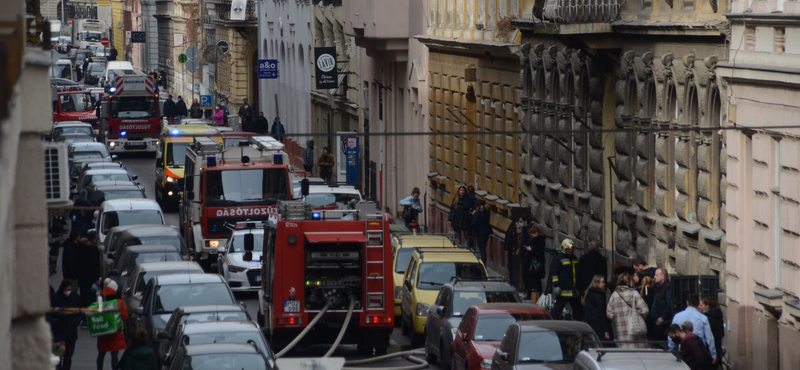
[364,218,385,311]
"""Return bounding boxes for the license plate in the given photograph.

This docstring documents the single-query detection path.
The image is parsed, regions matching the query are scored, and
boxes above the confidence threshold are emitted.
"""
[284,300,300,313]
[126,141,146,147]
[254,275,261,283]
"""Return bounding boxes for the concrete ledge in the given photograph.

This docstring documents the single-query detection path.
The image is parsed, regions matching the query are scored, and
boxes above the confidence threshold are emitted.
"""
[755,289,784,317]
[785,299,800,322]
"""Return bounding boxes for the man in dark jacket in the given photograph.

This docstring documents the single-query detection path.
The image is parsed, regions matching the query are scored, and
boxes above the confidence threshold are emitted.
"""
[61,231,81,285]
[108,46,118,61]
[471,203,492,264]
[700,296,724,367]
[317,146,335,182]
[667,323,712,370]
[652,267,674,339]
[75,231,101,307]
[70,190,93,237]
[303,140,315,173]
[576,241,607,295]
[271,117,285,142]
[118,329,158,370]
[51,280,83,370]
[163,95,176,124]
[633,257,658,278]
[255,111,269,134]
[238,98,254,131]
[175,96,188,122]
[189,98,203,118]
[549,238,583,320]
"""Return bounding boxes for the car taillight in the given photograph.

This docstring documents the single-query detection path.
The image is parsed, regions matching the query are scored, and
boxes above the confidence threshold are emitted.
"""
[276,317,302,325]
[366,316,392,325]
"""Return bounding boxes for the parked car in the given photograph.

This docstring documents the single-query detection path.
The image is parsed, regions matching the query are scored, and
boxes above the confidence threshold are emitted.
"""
[490,321,599,370]
[84,62,106,85]
[425,279,523,369]
[132,273,237,347]
[110,244,184,286]
[161,321,272,368]
[103,225,191,271]
[573,347,689,370]
[48,121,94,141]
[166,343,273,370]
[93,198,165,250]
[392,236,457,319]
[120,261,204,338]
[451,303,552,370]
[56,133,95,146]
[87,182,146,206]
[217,224,264,291]
[156,304,253,363]
[68,142,113,160]
[76,168,136,193]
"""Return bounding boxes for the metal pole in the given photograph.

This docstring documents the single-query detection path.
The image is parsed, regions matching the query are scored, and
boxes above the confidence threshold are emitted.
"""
[61,0,65,28]
[214,47,218,108]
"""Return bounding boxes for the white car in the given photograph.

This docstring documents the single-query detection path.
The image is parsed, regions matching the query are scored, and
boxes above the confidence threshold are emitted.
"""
[304,185,363,208]
[217,223,264,291]
[93,198,166,250]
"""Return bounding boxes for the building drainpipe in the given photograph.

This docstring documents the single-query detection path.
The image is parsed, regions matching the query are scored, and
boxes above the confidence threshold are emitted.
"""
[773,139,781,288]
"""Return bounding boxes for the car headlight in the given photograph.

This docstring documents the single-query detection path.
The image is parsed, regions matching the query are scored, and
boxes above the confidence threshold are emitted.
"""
[166,176,176,183]
[415,302,430,317]
[228,264,247,273]
[394,286,403,300]
[481,359,492,369]
[205,240,220,248]
[109,142,115,147]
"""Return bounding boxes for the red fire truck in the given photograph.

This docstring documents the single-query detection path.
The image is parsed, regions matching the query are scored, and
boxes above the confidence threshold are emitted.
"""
[258,202,394,355]
[180,136,292,269]
[99,73,161,153]
[52,86,98,126]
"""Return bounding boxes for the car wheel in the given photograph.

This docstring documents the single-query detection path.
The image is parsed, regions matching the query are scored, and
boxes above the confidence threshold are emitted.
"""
[401,315,410,336]
[425,342,438,364]
[440,341,451,370]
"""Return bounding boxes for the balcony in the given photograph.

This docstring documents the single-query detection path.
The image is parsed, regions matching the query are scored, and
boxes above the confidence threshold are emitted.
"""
[542,0,623,23]
[214,0,257,25]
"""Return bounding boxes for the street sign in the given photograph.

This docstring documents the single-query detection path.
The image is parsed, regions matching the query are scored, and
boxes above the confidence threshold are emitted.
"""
[186,59,200,73]
[315,47,337,89]
[199,95,213,110]
[258,59,278,79]
[186,45,200,60]
[178,54,187,64]
[195,83,200,91]
[216,40,229,54]
[100,37,110,46]
[130,31,145,43]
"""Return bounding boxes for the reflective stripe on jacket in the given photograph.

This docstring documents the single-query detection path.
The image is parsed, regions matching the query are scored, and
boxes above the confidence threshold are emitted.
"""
[550,253,579,297]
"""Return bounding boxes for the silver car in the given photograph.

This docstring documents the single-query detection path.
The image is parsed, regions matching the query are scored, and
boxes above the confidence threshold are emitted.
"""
[573,348,690,370]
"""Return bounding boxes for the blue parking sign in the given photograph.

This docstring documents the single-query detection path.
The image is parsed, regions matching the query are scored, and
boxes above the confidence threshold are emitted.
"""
[200,95,213,110]
[258,59,278,79]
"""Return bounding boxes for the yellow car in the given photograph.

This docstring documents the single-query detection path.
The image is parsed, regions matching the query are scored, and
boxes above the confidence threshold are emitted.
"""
[155,125,221,209]
[392,236,457,318]
[400,248,487,347]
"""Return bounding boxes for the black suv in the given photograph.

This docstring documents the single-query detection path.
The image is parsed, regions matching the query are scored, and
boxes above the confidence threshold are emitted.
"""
[425,277,521,370]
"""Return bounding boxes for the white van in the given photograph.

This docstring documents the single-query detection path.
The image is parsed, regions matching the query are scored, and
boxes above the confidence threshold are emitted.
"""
[99,61,135,86]
[93,198,165,249]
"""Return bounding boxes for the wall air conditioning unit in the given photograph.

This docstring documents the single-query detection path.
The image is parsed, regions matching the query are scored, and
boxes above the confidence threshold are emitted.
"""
[44,143,71,207]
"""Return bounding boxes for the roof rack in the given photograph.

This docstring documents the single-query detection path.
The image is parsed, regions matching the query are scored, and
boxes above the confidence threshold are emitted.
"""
[449,276,509,284]
[414,247,476,259]
[584,341,679,362]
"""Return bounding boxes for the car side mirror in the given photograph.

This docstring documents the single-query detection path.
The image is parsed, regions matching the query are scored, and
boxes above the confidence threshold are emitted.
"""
[156,330,172,340]
[111,155,119,161]
[404,278,412,290]
[134,307,144,316]
[499,352,509,362]
[217,246,225,254]
[436,306,444,316]
[124,287,131,296]
[238,302,247,310]
[130,175,138,180]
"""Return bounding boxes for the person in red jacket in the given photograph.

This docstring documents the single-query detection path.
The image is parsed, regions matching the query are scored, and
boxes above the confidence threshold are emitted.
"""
[96,278,128,370]
[667,323,712,370]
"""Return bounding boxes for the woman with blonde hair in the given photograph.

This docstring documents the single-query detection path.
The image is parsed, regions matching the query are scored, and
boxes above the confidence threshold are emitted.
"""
[639,275,657,340]
[607,273,650,348]
[583,275,612,341]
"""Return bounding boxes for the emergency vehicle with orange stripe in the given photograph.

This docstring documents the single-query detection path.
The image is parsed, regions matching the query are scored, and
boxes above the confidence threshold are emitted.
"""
[155,124,223,210]
[99,72,161,153]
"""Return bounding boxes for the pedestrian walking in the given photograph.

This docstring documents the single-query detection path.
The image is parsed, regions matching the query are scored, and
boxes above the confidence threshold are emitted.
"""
[163,95,176,125]
[606,273,649,348]
[220,101,230,126]
[471,202,491,264]
[61,231,81,287]
[271,117,285,142]
[175,96,188,123]
[238,98,254,131]
[213,105,225,126]
[158,71,167,89]
[51,280,83,370]
[549,239,583,320]
[400,187,423,233]
[189,98,202,118]
[116,329,158,370]
[576,241,607,295]
[669,294,717,364]
[108,46,118,61]
[75,231,101,308]
[317,146,335,182]
[503,215,530,290]
[667,323,713,370]
[651,267,674,341]
[503,222,530,298]
[699,296,724,368]
[521,225,546,302]
[96,279,128,370]
[149,69,158,81]
[638,275,656,340]
[49,211,68,275]
[447,185,471,248]
[583,275,612,342]
[303,140,315,173]
[70,190,93,237]
[255,111,269,134]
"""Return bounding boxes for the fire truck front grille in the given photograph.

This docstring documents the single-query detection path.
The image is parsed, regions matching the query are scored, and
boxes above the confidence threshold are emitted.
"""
[247,269,262,286]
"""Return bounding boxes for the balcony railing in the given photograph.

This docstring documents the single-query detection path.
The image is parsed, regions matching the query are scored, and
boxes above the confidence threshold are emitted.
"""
[215,1,257,23]
[542,0,624,23]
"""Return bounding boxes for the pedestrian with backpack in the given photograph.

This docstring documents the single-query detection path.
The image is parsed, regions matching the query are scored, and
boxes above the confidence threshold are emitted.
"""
[399,187,422,233]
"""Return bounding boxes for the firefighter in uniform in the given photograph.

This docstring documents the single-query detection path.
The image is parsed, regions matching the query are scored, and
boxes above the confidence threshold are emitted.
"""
[48,211,69,275]
[548,238,584,321]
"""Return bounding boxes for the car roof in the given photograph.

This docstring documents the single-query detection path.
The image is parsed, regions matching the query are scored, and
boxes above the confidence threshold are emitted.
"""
[577,349,688,370]
[119,225,179,238]
[181,321,258,334]
[183,343,259,356]
[412,249,482,263]
[155,273,225,285]
[231,228,265,237]
[84,162,123,169]
[134,261,203,272]
[53,122,93,128]
[445,279,517,292]
[57,133,94,138]
[517,320,595,333]
[92,184,140,191]
[120,244,180,253]
[472,303,549,315]
[70,142,106,149]
[398,235,456,249]
[107,224,155,235]
[174,304,247,314]
[100,199,161,211]
[83,169,128,175]
[307,186,361,195]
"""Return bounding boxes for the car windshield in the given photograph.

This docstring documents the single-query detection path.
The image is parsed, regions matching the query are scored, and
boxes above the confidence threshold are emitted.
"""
[92,190,145,204]
[517,331,597,363]
[395,249,413,274]
[124,236,184,253]
[72,145,110,157]
[89,63,105,72]
[416,262,486,290]
[83,32,103,42]
[134,269,198,295]
[71,152,104,160]
[184,354,267,370]
[154,283,234,313]
[172,312,250,337]
[84,174,129,188]
[110,97,159,119]
[204,169,290,207]
[304,194,336,207]
[451,291,520,317]
[229,233,264,253]
[54,126,93,137]
[473,314,550,341]
[52,64,71,79]
[101,210,163,234]
[121,252,181,273]
[183,332,270,358]
[64,137,95,145]
[59,92,94,112]
[167,142,189,166]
